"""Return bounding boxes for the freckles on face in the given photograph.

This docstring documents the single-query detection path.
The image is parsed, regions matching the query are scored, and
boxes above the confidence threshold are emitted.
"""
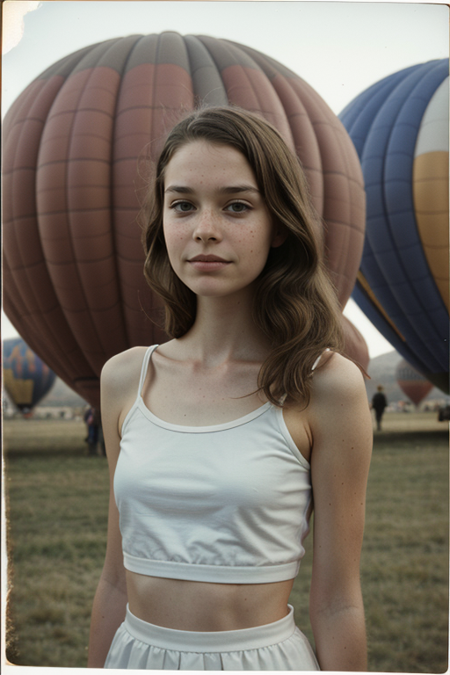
[161,140,278,297]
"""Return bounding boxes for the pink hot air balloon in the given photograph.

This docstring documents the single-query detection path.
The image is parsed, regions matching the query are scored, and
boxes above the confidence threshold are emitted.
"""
[396,359,434,407]
[341,315,370,373]
[4,33,366,406]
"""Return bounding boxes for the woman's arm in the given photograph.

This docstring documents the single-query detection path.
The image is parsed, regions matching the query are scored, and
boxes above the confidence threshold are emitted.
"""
[87,349,146,667]
[307,355,373,671]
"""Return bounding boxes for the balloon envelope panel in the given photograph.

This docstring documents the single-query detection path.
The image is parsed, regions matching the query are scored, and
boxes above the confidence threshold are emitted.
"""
[4,33,365,405]
[3,338,56,413]
[340,59,449,392]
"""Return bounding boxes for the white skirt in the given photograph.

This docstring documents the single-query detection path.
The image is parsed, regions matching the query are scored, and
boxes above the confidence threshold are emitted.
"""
[104,604,320,670]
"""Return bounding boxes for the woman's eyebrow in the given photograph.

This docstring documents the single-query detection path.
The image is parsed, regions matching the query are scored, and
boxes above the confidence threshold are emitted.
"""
[219,185,260,195]
[164,185,193,194]
[164,184,260,194]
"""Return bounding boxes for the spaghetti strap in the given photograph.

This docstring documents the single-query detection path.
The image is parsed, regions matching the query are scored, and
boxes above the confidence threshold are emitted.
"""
[137,345,159,396]
[311,348,330,372]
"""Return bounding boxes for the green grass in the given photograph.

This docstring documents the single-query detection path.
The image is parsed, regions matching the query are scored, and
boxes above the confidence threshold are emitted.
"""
[4,419,109,667]
[3,413,449,671]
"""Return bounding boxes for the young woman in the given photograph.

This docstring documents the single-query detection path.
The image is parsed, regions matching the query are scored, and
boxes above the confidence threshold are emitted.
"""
[87,107,372,671]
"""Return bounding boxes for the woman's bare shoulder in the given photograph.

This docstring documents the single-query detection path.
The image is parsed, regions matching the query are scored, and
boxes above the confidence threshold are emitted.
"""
[101,346,149,397]
[307,352,372,465]
[309,351,368,409]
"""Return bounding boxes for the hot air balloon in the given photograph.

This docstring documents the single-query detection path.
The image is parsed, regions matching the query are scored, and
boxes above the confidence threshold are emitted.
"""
[3,337,56,414]
[4,33,366,406]
[340,59,449,392]
[396,358,434,407]
[340,315,370,373]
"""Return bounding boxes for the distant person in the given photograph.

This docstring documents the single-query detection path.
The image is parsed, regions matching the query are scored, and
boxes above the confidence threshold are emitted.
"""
[84,406,100,456]
[371,386,388,431]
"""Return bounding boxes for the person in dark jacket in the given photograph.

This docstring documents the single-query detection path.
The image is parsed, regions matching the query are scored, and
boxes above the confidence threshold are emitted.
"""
[371,386,388,431]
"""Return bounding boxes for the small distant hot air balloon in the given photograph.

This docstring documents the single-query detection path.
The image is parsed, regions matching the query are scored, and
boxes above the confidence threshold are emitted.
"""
[3,338,56,414]
[396,358,434,407]
[340,59,449,393]
[4,33,366,406]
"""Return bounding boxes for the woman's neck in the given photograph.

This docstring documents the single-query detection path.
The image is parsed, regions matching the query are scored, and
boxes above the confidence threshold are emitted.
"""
[177,292,270,366]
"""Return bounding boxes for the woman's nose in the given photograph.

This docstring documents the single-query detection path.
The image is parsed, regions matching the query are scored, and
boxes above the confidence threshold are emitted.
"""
[192,209,223,242]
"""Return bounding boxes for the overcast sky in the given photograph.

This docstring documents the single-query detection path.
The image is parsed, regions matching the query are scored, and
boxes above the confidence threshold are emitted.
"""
[2,1,449,359]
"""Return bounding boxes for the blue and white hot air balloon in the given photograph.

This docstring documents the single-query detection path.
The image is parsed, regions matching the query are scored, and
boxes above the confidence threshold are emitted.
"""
[340,59,449,392]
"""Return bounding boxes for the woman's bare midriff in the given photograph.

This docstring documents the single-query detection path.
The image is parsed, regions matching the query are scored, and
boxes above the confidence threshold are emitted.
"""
[126,571,295,632]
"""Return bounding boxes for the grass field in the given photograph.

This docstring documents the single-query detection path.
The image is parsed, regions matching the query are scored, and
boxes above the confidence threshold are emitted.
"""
[3,412,449,671]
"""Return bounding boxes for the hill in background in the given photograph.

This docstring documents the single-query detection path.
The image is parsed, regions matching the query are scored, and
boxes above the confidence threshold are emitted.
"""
[40,377,88,407]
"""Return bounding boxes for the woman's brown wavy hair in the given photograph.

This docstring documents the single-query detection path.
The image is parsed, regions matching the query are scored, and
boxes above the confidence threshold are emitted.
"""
[142,106,344,407]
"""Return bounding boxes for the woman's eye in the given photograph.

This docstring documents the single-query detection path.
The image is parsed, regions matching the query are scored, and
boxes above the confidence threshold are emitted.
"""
[172,201,194,212]
[226,202,249,213]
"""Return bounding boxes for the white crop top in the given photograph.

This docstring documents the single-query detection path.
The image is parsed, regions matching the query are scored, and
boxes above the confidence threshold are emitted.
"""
[114,345,314,584]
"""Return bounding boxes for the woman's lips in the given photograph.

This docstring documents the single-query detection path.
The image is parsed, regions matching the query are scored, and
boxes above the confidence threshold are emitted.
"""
[188,255,231,271]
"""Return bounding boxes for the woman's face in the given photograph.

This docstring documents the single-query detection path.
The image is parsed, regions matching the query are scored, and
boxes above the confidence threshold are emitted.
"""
[162,140,285,301]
